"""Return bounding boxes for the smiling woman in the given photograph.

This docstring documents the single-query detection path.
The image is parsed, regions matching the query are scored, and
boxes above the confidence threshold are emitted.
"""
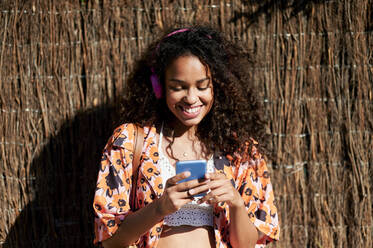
[93,25,280,248]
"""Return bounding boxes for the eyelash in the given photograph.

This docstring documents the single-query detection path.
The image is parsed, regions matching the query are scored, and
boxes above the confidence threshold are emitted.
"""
[170,85,210,91]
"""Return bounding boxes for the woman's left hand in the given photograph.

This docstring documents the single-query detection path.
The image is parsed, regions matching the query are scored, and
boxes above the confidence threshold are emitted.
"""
[197,172,244,208]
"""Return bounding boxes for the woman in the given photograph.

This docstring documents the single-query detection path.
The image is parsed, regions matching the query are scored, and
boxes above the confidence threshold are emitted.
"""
[93,25,279,248]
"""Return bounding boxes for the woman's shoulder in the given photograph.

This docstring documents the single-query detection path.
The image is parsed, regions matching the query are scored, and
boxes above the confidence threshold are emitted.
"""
[227,137,268,175]
[105,122,156,150]
[245,138,269,177]
[246,137,262,159]
[229,137,261,158]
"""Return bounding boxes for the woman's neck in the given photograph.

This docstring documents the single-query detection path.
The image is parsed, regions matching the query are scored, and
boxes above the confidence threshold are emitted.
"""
[165,120,198,141]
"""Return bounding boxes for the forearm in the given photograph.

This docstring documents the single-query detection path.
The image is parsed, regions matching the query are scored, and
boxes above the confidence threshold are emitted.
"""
[102,199,164,248]
[229,199,258,248]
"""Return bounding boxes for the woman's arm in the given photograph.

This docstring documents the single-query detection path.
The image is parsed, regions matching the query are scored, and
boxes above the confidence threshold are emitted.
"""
[195,173,259,248]
[228,198,259,248]
[102,171,209,248]
[102,199,164,248]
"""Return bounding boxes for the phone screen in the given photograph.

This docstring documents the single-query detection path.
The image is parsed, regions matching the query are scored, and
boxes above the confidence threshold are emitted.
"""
[176,160,207,197]
[176,160,207,181]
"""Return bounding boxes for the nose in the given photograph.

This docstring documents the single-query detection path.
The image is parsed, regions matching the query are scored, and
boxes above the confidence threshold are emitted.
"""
[183,88,198,104]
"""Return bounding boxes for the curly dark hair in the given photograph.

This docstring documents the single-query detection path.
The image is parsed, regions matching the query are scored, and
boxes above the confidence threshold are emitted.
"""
[118,24,268,156]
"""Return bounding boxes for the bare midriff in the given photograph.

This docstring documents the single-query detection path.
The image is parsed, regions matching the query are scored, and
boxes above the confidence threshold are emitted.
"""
[157,225,215,248]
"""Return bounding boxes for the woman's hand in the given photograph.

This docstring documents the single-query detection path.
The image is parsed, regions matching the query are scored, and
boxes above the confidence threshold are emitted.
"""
[156,171,210,216]
[196,172,258,248]
[198,172,244,208]
[103,171,212,248]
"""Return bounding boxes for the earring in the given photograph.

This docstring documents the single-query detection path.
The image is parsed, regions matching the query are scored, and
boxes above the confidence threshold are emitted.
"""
[150,67,162,99]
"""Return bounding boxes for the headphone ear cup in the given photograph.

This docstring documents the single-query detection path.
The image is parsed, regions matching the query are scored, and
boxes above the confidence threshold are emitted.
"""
[150,73,163,99]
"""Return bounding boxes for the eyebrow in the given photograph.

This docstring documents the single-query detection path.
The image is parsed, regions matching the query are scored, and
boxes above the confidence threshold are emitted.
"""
[169,77,210,84]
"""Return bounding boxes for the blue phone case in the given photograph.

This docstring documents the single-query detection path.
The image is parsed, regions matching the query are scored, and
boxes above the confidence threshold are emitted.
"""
[176,160,207,197]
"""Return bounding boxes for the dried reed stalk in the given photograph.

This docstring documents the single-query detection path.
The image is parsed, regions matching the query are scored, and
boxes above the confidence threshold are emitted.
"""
[0,0,371,247]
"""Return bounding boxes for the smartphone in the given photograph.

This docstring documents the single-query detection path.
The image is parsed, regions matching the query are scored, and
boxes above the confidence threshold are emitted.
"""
[176,160,207,197]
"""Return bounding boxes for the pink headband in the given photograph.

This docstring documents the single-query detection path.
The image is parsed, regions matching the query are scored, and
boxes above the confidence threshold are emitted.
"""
[165,28,190,37]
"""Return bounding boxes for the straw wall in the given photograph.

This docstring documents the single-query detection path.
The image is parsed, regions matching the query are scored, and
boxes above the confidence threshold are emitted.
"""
[0,0,372,247]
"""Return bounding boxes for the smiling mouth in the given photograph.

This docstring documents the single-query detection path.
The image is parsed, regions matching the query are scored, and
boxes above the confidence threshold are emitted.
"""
[178,105,202,116]
[182,106,201,113]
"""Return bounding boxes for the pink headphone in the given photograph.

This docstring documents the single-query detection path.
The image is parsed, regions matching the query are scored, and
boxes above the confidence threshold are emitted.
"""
[150,29,190,99]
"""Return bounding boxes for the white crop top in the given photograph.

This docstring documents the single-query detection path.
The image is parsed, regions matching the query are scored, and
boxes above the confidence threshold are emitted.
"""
[158,125,214,227]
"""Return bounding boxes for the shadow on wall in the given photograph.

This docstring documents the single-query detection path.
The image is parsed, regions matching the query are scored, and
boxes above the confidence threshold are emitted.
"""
[3,104,121,247]
[230,0,329,29]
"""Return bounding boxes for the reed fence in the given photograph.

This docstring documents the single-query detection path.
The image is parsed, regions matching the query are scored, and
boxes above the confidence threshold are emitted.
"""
[0,0,372,247]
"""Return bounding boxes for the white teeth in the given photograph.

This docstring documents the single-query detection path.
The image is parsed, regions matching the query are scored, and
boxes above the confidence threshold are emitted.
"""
[184,107,200,113]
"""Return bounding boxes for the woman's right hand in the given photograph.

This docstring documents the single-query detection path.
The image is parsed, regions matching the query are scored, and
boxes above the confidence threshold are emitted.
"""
[103,171,211,248]
[156,171,210,216]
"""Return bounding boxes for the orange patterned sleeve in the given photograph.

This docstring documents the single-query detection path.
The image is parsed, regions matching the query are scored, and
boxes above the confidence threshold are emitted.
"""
[240,146,280,246]
[93,124,136,244]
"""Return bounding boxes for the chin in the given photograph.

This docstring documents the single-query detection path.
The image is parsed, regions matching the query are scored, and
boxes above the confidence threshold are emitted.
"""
[176,118,203,128]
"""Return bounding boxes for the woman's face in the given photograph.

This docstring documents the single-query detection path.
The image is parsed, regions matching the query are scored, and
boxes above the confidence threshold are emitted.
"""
[164,55,214,128]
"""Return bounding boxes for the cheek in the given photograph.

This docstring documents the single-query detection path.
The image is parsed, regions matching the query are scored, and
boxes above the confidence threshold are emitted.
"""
[166,92,175,104]
[165,98,173,111]
[165,92,179,111]
[203,90,214,106]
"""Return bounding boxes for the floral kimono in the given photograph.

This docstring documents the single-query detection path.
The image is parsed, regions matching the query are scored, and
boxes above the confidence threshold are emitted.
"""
[93,123,279,247]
